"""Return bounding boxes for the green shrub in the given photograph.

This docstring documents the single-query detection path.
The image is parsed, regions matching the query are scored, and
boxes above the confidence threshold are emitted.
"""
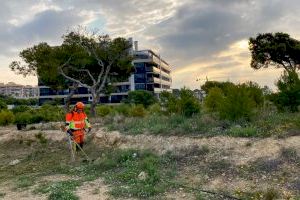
[201,81,235,95]
[96,105,112,117]
[126,90,157,108]
[38,104,64,122]
[11,105,31,114]
[129,105,146,117]
[114,104,131,116]
[83,104,90,117]
[0,100,7,110]
[242,81,264,107]
[159,91,179,114]
[0,110,14,126]
[148,103,161,114]
[271,70,300,112]
[160,88,201,117]
[14,112,32,124]
[204,87,224,112]
[219,85,256,121]
[178,88,201,117]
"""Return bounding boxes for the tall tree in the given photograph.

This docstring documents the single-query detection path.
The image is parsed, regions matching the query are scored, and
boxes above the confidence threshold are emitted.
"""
[249,32,300,72]
[10,30,134,116]
[9,43,77,111]
[59,31,133,116]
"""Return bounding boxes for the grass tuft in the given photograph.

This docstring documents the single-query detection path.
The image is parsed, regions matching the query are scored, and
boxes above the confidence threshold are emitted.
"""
[15,175,36,189]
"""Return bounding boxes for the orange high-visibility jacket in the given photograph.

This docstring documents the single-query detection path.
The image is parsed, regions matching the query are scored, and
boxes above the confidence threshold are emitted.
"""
[65,111,91,130]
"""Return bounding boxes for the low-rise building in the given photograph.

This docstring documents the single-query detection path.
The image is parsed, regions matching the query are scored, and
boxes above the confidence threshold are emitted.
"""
[0,82,38,98]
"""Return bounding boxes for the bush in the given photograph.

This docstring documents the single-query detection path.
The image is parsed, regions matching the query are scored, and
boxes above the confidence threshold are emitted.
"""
[160,88,201,117]
[126,90,157,108]
[242,81,264,107]
[129,105,147,117]
[0,95,38,106]
[96,105,112,117]
[0,110,14,126]
[148,103,161,114]
[14,112,32,124]
[219,85,256,121]
[0,100,7,110]
[11,105,31,114]
[201,81,235,95]
[37,104,64,122]
[159,91,179,114]
[271,70,300,112]
[204,87,224,112]
[114,104,131,116]
[178,88,201,117]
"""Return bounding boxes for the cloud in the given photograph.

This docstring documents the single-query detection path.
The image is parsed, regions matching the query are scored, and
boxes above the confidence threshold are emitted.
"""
[0,0,300,89]
[0,9,89,56]
[143,0,297,68]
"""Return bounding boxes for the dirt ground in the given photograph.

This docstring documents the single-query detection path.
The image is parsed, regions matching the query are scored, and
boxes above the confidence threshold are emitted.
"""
[0,124,299,199]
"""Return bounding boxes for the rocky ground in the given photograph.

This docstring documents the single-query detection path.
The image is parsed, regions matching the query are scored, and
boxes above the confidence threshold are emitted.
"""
[0,123,299,199]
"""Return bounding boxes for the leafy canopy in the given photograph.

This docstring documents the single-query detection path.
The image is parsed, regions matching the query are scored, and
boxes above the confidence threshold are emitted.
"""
[249,32,300,72]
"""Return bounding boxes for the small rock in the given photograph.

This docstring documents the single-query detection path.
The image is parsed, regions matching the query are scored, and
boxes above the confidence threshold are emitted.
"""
[9,159,20,166]
[138,171,148,181]
[234,125,242,128]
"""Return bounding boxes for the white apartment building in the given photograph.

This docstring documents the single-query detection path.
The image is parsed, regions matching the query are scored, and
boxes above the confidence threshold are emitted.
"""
[0,82,38,98]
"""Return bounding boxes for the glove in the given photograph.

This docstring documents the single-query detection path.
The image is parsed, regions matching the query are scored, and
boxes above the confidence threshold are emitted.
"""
[88,127,92,133]
[67,129,73,136]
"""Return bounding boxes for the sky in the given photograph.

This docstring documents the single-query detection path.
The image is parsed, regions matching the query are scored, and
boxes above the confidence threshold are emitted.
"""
[0,0,300,90]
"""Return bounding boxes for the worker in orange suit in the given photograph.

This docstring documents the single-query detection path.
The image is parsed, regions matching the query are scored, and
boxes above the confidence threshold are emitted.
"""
[65,102,91,151]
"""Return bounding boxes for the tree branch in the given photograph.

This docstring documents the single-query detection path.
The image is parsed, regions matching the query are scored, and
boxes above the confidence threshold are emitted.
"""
[96,50,128,93]
[67,65,96,85]
[279,61,289,71]
[59,58,91,89]
[76,34,106,86]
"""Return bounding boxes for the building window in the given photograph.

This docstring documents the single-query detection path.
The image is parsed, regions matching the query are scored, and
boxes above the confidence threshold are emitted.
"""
[135,84,145,90]
[134,53,149,59]
[147,84,154,91]
[116,85,130,93]
[134,63,145,73]
[134,74,146,83]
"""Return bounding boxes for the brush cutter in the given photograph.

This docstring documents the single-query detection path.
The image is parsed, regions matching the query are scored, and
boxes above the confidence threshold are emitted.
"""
[60,125,92,163]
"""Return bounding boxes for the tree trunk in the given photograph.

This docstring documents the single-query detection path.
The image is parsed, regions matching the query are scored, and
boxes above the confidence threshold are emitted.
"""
[64,83,78,113]
[90,90,98,117]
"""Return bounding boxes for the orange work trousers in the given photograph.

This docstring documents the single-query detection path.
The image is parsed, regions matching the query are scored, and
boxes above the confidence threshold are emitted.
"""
[72,129,85,144]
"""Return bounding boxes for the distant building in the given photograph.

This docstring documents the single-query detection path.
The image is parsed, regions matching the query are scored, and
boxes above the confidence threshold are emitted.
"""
[193,89,206,101]
[0,82,38,98]
[38,39,172,105]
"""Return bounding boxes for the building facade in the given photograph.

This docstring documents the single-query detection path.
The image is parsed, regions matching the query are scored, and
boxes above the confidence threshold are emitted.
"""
[0,82,38,98]
[38,40,172,105]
